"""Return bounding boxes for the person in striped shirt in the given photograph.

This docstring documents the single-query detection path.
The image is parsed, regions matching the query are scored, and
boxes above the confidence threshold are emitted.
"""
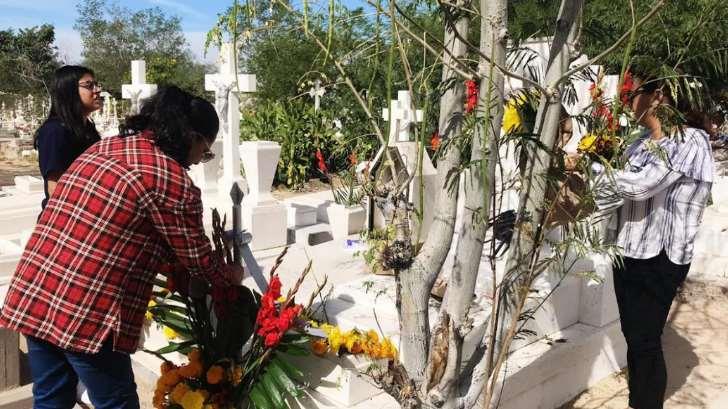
[593,78,714,409]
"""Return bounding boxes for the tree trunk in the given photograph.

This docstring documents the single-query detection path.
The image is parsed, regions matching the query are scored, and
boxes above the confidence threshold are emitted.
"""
[397,2,470,386]
[424,0,508,406]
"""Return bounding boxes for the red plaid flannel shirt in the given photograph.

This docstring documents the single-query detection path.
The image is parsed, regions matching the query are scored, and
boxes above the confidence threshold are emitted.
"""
[0,132,231,353]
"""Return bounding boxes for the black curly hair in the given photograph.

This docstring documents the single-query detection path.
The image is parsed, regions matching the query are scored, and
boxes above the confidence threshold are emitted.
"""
[120,86,218,169]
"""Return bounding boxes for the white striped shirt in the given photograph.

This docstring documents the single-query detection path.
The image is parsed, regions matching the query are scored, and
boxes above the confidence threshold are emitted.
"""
[594,127,714,265]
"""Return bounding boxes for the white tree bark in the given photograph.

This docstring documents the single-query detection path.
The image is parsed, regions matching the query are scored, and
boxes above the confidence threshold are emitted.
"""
[397,1,470,386]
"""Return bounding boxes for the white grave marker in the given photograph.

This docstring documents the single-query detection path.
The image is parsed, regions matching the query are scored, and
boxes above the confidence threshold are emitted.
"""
[308,79,325,112]
[382,90,424,143]
[205,43,256,201]
[121,60,157,115]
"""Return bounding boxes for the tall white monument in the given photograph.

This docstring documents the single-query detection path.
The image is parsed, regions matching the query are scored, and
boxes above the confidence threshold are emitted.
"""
[204,43,256,204]
[121,60,157,115]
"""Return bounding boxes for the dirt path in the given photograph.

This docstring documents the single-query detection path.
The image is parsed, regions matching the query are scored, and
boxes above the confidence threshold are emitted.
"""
[0,159,39,187]
[561,279,728,409]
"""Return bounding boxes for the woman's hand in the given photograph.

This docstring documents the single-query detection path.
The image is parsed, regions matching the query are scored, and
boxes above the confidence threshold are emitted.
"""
[564,153,582,171]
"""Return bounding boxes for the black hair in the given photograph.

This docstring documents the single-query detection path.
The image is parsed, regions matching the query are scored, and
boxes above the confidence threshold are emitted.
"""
[34,65,101,149]
[633,75,712,134]
[120,86,219,169]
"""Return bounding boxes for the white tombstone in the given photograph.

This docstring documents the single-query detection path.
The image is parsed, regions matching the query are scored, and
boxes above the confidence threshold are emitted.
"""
[121,60,158,115]
[238,141,287,250]
[204,43,256,205]
[368,90,437,236]
[382,90,424,143]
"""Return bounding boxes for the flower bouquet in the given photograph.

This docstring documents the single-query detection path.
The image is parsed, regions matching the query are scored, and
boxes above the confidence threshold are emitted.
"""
[146,211,319,409]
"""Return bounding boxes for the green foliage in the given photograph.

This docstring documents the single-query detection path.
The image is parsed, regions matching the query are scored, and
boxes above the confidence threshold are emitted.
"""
[74,0,208,97]
[0,24,60,97]
[356,226,396,275]
[330,169,364,207]
[240,98,377,189]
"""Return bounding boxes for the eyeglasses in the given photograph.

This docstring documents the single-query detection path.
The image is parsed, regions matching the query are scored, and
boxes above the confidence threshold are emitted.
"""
[78,81,102,91]
[200,138,216,163]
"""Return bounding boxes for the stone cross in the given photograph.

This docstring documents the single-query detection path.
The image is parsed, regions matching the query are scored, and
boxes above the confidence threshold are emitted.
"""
[308,79,325,111]
[121,60,157,115]
[204,42,256,196]
[382,90,424,143]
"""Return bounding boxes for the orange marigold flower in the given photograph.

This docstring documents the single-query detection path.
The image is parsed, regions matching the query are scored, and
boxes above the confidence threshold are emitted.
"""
[206,365,225,385]
[312,339,328,356]
[178,360,203,379]
[187,348,202,364]
[161,361,177,375]
[349,341,363,354]
[160,369,182,388]
[232,365,244,385]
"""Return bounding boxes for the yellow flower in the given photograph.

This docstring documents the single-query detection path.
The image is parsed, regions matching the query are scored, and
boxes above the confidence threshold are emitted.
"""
[366,330,379,343]
[326,326,345,354]
[145,300,157,321]
[502,100,523,133]
[163,326,178,340]
[344,331,360,352]
[578,133,598,154]
[179,390,206,409]
[170,382,190,403]
[276,295,287,303]
[380,338,398,360]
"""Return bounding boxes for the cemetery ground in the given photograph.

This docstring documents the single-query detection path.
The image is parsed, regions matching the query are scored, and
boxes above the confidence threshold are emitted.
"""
[0,160,38,187]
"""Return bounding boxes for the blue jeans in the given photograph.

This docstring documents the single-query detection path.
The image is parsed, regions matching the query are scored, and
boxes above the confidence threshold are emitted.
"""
[26,336,140,409]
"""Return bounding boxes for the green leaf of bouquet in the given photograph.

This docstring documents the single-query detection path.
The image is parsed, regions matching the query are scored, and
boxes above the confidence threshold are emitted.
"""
[250,384,273,409]
[279,343,309,356]
[151,340,196,355]
[273,354,305,381]
[261,371,286,409]
[269,358,301,396]
[280,333,310,345]
[149,303,189,315]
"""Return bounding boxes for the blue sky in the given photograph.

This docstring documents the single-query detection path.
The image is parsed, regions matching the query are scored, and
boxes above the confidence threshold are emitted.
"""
[0,0,251,63]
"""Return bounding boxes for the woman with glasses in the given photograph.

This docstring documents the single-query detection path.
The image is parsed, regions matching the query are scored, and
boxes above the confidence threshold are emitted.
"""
[1,86,241,409]
[34,65,103,209]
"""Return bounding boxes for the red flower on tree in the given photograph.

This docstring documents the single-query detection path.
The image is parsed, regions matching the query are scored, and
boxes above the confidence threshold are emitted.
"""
[619,71,635,106]
[348,151,358,167]
[465,80,478,113]
[315,149,328,174]
[255,275,302,348]
[430,130,441,150]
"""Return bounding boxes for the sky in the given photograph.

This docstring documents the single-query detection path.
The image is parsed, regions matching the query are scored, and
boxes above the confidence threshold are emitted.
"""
[0,0,246,64]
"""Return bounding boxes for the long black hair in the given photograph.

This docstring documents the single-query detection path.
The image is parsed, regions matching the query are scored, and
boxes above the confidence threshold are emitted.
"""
[34,65,101,149]
[120,86,219,169]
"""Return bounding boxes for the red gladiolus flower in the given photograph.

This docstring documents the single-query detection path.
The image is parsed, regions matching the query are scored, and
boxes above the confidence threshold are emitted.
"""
[430,130,441,150]
[255,275,302,349]
[348,152,358,166]
[316,149,328,174]
[465,80,478,113]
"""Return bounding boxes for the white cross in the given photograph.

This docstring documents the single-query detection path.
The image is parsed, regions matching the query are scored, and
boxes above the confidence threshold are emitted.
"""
[382,90,423,143]
[308,79,325,111]
[204,42,256,195]
[121,61,157,114]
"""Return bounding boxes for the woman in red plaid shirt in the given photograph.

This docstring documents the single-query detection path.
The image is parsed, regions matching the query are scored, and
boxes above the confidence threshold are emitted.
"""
[1,86,243,409]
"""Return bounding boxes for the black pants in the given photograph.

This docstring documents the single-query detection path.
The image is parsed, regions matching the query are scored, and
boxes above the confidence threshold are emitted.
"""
[613,251,689,409]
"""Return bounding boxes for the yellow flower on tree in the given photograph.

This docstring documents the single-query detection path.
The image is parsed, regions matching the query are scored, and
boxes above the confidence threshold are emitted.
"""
[502,101,524,133]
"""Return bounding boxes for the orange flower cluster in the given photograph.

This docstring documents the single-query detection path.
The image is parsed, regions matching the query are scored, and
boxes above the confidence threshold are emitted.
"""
[311,325,397,360]
[153,348,235,409]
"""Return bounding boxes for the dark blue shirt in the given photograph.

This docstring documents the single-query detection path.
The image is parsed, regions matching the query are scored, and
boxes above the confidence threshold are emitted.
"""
[36,119,99,209]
